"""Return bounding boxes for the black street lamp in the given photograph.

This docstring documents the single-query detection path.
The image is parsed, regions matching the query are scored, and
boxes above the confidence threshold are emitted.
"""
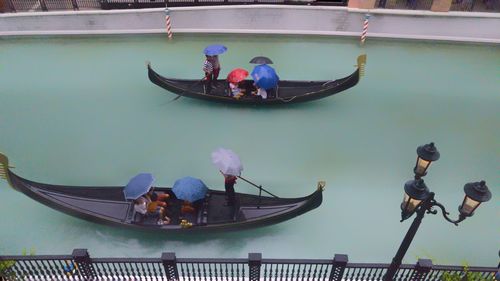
[384,143,492,281]
[413,142,440,179]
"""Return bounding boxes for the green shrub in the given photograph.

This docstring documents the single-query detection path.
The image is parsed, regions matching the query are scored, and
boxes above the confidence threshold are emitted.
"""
[441,265,495,281]
[0,260,16,279]
[0,248,35,279]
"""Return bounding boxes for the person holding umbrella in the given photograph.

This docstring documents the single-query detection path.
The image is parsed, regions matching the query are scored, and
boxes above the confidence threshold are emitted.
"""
[221,172,237,206]
[251,64,279,100]
[202,44,227,92]
[226,68,249,99]
[124,173,171,225]
[249,56,278,99]
[211,148,243,206]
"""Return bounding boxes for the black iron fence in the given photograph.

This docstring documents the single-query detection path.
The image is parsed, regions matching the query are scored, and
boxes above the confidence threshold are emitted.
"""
[375,0,500,11]
[0,249,497,281]
[2,0,499,11]
[449,0,500,11]
[1,0,348,12]
[3,0,100,11]
[375,0,433,10]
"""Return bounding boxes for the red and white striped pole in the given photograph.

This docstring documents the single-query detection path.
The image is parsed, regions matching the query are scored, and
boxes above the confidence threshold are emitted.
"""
[165,8,173,40]
[360,14,370,45]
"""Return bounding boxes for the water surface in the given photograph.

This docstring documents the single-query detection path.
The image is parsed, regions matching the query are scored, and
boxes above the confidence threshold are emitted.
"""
[0,34,498,266]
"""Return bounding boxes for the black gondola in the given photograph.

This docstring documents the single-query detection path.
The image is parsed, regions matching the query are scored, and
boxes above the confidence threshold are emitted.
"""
[0,153,324,232]
[147,54,366,105]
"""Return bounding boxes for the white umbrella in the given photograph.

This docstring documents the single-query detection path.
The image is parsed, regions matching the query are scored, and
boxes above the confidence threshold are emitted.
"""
[211,148,243,176]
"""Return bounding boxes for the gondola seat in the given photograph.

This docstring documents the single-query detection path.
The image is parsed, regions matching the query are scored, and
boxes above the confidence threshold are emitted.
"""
[197,193,210,225]
[131,206,162,225]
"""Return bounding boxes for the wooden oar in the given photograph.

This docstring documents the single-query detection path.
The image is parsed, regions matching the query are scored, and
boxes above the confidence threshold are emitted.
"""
[238,176,278,198]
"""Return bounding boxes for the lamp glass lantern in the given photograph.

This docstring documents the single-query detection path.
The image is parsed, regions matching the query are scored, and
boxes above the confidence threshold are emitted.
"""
[414,143,440,178]
[401,179,431,219]
[459,181,492,217]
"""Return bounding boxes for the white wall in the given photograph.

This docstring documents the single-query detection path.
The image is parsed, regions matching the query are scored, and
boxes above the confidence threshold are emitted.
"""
[1,5,499,43]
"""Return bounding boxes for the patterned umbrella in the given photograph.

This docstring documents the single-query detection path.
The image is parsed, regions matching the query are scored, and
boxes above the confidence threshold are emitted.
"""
[227,68,249,83]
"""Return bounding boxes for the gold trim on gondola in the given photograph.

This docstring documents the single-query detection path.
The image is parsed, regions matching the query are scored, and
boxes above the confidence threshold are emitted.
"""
[0,153,14,188]
[357,54,367,77]
[317,181,326,191]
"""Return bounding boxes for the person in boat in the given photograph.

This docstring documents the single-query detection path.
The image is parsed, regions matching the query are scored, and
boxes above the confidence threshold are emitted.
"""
[252,85,267,100]
[134,195,171,225]
[203,55,221,91]
[181,200,196,214]
[229,82,246,99]
[220,172,237,206]
[145,187,169,208]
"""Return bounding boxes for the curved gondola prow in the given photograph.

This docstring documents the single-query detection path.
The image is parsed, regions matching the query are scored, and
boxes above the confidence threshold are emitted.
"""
[357,54,367,78]
[317,181,326,191]
[147,62,182,96]
[0,152,15,189]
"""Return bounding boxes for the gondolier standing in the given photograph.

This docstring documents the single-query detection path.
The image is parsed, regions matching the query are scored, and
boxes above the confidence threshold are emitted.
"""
[203,55,220,90]
[222,172,237,206]
[202,44,227,93]
[212,147,243,207]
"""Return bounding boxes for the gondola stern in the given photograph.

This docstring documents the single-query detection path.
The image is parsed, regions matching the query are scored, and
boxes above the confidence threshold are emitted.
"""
[0,152,15,189]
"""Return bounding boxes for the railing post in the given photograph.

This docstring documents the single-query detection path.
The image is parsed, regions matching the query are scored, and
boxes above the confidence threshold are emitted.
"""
[71,0,78,10]
[6,0,15,12]
[248,253,262,281]
[162,252,179,281]
[329,254,348,281]
[72,249,96,279]
[38,0,48,11]
[410,259,433,280]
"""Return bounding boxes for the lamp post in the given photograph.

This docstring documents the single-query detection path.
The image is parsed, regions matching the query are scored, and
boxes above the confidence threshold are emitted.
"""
[383,143,492,281]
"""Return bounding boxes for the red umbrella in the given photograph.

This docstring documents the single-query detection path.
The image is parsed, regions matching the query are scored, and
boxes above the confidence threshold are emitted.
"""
[227,68,249,83]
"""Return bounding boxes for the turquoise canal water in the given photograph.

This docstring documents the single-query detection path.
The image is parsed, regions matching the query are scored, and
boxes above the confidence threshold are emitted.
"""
[0,35,498,266]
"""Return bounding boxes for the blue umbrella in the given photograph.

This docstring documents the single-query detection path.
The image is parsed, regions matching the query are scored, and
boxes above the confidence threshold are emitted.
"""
[251,64,279,89]
[123,173,154,200]
[203,44,227,56]
[172,176,208,202]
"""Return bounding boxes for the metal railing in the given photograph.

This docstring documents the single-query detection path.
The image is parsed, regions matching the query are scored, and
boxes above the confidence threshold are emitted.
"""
[376,0,500,11]
[3,0,100,11]
[0,249,497,281]
[376,0,433,10]
[450,0,500,11]
[2,0,348,12]
[2,0,499,12]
